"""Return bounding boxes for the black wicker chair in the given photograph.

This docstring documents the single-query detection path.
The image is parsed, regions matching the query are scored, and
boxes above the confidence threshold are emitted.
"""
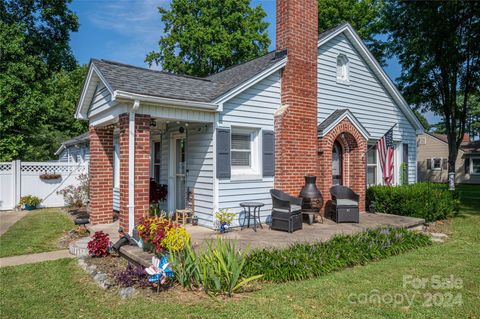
[270,189,303,233]
[329,185,360,223]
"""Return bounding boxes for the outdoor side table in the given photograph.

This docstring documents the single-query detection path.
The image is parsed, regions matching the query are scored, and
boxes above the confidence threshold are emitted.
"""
[240,202,264,232]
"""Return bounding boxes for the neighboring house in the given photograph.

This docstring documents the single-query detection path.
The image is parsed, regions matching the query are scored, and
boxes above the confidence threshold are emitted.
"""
[417,133,480,184]
[55,132,90,163]
[75,0,423,231]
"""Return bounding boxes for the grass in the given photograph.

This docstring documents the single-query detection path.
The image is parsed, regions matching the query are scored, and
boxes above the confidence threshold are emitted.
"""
[0,185,478,318]
[0,208,73,257]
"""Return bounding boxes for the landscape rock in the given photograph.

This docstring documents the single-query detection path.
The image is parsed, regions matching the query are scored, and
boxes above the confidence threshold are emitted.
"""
[119,287,136,299]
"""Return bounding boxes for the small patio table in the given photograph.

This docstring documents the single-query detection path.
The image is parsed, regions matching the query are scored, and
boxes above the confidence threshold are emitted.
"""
[240,202,264,232]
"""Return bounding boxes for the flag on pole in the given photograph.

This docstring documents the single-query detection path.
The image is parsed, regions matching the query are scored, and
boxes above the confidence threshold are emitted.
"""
[377,127,395,186]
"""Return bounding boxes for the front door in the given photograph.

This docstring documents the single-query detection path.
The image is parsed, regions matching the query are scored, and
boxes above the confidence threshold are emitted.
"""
[332,142,343,185]
[174,136,186,210]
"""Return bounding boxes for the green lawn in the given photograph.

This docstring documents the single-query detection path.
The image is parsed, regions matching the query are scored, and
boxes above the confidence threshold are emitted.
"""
[0,208,73,257]
[0,186,479,318]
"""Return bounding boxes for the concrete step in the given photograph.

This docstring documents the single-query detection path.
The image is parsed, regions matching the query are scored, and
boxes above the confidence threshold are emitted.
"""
[69,237,90,257]
[119,245,153,268]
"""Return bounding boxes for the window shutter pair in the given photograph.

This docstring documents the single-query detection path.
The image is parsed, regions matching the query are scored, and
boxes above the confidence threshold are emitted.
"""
[215,128,275,179]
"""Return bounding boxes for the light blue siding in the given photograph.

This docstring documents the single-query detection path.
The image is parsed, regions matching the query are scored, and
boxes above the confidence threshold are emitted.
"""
[57,146,90,163]
[87,82,112,117]
[218,72,281,226]
[317,34,418,183]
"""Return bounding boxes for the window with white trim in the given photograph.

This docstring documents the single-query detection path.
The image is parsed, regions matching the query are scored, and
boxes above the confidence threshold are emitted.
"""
[336,54,349,83]
[431,158,442,170]
[471,157,480,175]
[231,127,259,176]
[367,145,377,186]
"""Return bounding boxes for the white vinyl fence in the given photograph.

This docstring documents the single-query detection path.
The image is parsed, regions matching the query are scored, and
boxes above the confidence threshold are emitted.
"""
[0,161,87,210]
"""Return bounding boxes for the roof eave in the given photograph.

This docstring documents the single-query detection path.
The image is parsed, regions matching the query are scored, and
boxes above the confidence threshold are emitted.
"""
[212,57,287,105]
[318,110,370,140]
[112,91,219,111]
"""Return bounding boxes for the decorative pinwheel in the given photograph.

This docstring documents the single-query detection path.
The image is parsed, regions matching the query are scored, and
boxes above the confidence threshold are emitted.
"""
[145,256,173,292]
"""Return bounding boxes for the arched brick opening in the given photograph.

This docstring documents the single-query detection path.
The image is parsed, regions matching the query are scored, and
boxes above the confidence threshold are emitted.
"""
[317,118,367,216]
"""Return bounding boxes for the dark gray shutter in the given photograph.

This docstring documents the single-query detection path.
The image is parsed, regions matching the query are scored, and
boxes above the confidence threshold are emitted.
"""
[465,158,470,174]
[442,158,448,170]
[262,130,275,177]
[216,128,231,179]
[427,159,431,170]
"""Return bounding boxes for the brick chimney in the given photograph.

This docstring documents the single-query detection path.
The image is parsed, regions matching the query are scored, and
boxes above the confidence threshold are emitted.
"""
[274,0,318,194]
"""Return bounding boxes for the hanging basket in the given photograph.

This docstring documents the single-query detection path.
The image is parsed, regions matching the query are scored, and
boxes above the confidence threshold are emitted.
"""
[40,173,62,180]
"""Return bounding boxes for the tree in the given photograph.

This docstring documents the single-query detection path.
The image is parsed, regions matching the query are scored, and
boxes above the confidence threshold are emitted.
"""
[382,0,480,188]
[145,0,270,77]
[318,0,386,63]
[0,0,79,72]
[413,110,431,131]
[1,0,83,161]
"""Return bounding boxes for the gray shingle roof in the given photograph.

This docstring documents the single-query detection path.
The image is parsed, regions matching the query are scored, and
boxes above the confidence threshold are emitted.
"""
[91,50,287,103]
[318,109,349,135]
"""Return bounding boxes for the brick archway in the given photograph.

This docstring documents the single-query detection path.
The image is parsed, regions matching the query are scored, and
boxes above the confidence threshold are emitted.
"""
[317,118,367,216]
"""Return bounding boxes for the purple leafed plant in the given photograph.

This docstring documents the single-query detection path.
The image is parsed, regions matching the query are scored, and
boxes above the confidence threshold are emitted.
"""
[114,263,149,288]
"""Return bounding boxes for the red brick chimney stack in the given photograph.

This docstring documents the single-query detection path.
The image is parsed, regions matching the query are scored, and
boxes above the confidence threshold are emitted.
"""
[274,0,319,194]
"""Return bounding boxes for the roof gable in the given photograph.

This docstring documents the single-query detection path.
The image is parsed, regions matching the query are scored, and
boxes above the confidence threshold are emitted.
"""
[317,23,424,133]
[318,109,370,140]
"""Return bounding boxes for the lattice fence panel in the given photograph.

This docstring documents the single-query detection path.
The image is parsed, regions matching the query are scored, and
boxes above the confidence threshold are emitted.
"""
[0,163,12,172]
[20,163,81,173]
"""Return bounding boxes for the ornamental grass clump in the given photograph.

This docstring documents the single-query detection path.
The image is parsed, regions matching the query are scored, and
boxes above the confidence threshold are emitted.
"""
[170,239,262,296]
[242,226,431,283]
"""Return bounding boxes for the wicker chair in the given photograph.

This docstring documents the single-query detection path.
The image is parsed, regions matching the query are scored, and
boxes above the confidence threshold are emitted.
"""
[270,189,303,233]
[329,185,360,223]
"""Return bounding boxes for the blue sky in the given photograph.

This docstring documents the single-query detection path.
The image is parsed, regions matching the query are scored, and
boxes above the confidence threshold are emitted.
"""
[69,0,439,124]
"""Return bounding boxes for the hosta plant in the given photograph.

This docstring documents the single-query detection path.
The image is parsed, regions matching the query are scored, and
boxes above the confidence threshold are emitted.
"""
[87,231,110,257]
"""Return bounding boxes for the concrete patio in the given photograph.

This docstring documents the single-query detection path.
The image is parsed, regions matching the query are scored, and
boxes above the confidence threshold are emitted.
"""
[187,213,426,250]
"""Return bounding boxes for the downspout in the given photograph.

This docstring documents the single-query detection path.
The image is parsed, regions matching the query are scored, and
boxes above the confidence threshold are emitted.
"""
[128,99,140,234]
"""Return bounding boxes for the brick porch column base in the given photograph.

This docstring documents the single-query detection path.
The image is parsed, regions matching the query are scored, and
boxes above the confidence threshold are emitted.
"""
[119,113,151,232]
[89,125,114,224]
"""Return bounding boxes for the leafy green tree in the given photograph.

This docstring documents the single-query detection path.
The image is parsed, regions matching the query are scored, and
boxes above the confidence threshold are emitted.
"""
[382,0,480,187]
[0,0,79,72]
[0,22,47,161]
[318,0,386,63]
[1,0,82,161]
[145,0,270,76]
[413,110,431,131]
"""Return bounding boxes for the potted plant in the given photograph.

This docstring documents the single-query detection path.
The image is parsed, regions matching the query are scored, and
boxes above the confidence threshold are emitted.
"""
[19,195,42,211]
[214,209,236,233]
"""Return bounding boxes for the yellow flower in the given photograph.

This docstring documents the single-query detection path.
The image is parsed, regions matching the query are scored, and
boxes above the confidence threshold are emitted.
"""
[162,227,191,252]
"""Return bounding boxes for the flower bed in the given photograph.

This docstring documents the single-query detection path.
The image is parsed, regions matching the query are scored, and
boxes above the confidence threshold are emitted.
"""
[366,183,460,222]
[242,226,432,283]
[136,216,190,255]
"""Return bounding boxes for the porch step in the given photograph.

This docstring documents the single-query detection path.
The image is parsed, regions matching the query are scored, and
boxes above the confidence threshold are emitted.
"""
[119,245,153,268]
[69,237,90,257]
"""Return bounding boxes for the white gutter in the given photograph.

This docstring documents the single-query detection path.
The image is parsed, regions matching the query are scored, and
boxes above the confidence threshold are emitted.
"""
[128,99,140,234]
[113,90,218,111]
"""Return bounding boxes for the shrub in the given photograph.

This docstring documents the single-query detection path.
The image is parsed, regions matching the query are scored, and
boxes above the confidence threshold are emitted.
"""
[170,239,262,296]
[162,226,191,253]
[366,183,460,222]
[114,263,149,288]
[59,173,89,208]
[87,231,110,257]
[242,227,431,283]
[18,195,42,207]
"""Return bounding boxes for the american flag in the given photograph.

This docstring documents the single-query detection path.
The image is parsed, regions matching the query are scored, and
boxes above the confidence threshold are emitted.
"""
[377,127,395,186]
